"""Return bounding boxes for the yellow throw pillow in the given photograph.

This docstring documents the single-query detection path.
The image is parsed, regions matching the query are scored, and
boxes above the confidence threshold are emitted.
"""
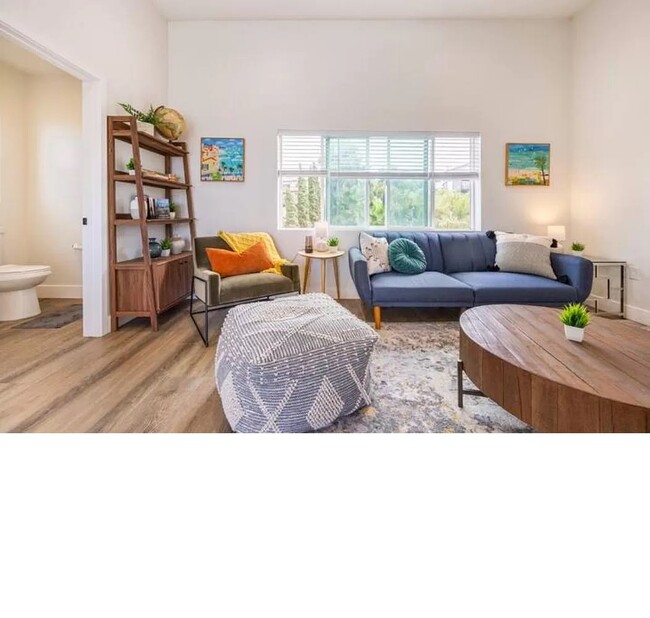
[218,231,287,274]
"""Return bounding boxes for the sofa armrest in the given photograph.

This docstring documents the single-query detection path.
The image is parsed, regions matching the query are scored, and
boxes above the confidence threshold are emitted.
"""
[194,268,221,306]
[280,262,301,292]
[348,247,372,306]
[551,253,593,303]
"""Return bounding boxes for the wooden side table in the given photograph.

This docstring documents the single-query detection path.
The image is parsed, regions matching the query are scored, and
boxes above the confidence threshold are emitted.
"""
[298,250,345,299]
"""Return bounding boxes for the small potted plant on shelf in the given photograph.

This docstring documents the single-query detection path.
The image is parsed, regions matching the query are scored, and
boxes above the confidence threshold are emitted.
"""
[559,303,591,343]
[119,102,160,136]
[160,237,172,257]
[327,237,340,252]
[169,202,177,220]
[571,242,586,256]
[126,157,136,175]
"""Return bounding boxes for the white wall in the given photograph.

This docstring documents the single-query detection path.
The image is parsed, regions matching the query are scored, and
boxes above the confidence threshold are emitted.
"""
[0,0,168,110]
[25,73,83,297]
[571,0,650,324]
[0,62,28,265]
[169,20,572,297]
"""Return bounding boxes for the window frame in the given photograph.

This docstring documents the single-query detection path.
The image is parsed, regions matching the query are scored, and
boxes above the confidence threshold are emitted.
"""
[277,130,480,231]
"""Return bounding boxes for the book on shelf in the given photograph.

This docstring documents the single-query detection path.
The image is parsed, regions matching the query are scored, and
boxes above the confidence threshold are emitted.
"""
[155,198,170,219]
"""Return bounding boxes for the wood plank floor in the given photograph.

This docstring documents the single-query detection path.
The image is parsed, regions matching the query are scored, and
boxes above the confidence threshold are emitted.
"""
[0,298,460,433]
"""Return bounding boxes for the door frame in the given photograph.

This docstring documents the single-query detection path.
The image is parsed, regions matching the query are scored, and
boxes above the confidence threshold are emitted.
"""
[0,20,109,337]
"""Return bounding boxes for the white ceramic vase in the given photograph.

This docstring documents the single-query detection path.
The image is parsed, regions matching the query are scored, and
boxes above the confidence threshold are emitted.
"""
[564,324,585,342]
[130,198,140,220]
[171,237,185,255]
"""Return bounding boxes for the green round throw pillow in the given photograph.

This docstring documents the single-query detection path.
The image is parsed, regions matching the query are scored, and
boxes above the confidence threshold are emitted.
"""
[388,238,427,274]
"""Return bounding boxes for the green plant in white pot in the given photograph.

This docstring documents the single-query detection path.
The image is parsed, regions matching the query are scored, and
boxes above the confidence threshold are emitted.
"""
[327,237,340,252]
[559,303,591,343]
[169,202,177,220]
[126,157,136,175]
[119,102,160,136]
[571,242,585,256]
[160,237,172,258]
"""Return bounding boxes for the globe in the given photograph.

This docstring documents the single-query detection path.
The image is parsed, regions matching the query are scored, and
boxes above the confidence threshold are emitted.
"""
[154,106,186,141]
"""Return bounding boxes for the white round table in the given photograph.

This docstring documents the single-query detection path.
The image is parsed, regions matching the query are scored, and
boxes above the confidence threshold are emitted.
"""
[298,250,345,299]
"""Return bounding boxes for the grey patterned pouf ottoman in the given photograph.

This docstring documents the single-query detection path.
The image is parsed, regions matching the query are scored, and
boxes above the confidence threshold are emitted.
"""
[215,293,379,432]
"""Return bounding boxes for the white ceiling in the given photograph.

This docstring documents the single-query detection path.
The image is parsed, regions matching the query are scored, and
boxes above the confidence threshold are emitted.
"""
[151,0,594,21]
[0,36,63,75]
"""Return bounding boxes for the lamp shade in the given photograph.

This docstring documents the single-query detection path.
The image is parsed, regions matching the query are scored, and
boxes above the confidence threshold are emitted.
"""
[547,225,566,241]
[314,221,329,239]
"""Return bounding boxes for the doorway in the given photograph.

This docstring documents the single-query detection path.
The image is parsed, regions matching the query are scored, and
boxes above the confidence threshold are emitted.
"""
[0,20,108,337]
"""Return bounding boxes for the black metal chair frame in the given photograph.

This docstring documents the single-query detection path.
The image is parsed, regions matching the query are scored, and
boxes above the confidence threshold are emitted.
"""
[189,275,298,346]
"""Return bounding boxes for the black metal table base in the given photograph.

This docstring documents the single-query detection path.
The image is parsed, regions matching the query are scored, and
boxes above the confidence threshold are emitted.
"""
[457,360,487,408]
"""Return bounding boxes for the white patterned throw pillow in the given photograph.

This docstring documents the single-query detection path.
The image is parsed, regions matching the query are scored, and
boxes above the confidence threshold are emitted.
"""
[494,231,557,280]
[360,232,391,276]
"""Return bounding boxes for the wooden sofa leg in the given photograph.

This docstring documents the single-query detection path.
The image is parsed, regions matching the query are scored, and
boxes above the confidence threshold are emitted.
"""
[373,306,382,330]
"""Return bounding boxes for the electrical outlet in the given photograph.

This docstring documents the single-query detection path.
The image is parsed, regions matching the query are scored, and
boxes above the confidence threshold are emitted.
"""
[628,266,641,281]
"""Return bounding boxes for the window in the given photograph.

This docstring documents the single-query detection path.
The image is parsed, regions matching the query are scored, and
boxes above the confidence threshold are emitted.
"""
[278,131,480,229]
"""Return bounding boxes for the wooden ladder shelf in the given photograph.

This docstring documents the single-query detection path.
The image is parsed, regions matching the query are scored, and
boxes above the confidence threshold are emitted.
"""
[107,116,196,332]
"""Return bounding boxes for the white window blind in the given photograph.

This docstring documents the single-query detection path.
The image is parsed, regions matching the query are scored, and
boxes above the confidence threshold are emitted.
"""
[433,134,481,177]
[278,131,481,230]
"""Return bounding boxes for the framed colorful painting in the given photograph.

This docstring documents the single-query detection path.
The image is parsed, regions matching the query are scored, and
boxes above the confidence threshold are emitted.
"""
[505,143,550,186]
[200,137,245,182]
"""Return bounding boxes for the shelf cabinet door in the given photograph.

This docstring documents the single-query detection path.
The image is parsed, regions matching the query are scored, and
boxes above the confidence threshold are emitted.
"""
[153,257,192,312]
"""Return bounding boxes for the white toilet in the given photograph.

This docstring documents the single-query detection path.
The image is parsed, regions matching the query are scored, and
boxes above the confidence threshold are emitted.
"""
[0,264,52,321]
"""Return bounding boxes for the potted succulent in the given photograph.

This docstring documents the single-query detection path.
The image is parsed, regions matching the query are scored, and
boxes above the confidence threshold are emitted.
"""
[126,157,136,175]
[169,202,177,220]
[571,242,586,256]
[119,102,160,136]
[559,303,591,343]
[327,237,340,252]
[160,237,172,257]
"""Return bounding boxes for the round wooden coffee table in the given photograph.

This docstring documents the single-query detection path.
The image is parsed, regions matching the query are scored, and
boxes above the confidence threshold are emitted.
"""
[458,305,650,432]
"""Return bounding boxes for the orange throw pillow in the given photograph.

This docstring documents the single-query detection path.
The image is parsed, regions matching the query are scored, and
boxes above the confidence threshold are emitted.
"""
[206,242,274,278]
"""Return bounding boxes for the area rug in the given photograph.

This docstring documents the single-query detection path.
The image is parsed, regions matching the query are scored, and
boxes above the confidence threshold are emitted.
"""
[321,321,532,433]
[14,304,83,329]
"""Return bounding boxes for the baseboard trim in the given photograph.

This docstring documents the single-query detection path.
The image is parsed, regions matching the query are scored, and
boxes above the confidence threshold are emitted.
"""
[627,304,650,326]
[37,284,82,299]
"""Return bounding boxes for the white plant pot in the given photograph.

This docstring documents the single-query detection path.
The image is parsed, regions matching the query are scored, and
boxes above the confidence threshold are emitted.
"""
[572,250,584,256]
[137,121,156,136]
[329,246,339,253]
[564,324,585,343]
[161,249,171,257]
[128,169,136,176]
[169,211,176,220]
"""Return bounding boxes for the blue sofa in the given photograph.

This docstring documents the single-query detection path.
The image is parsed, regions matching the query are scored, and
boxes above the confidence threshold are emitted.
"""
[348,231,593,328]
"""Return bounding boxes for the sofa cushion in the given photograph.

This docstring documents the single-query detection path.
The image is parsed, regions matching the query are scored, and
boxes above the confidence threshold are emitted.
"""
[439,233,497,273]
[494,231,556,280]
[450,272,577,305]
[372,271,474,305]
[388,238,427,274]
[366,231,444,272]
[219,273,294,305]
[360,232,391,275]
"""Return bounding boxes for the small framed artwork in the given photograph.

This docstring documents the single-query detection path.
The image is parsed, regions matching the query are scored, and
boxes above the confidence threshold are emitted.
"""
[505,143,550,186]
[200,137,245,182]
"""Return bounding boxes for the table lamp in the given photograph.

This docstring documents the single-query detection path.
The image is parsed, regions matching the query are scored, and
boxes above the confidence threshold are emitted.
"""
[314,221,329,252]
[547,225,566,252]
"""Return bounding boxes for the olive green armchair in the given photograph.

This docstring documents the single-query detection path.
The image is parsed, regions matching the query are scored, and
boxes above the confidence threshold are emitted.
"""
[190,236,301,345]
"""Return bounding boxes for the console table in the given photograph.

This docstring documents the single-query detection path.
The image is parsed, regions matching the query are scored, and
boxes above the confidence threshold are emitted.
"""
[585,256,626,318]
